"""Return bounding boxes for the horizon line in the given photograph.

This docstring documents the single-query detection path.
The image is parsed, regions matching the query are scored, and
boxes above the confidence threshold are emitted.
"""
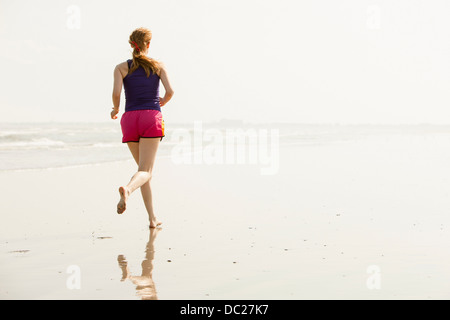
[2,120,450,126]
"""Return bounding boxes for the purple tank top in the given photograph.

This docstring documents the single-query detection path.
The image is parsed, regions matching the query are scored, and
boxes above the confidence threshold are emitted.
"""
[123,59,161,112]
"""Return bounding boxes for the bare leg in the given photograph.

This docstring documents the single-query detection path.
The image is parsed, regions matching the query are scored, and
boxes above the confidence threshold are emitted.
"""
[117,142,138,214]
[117,139,162,227]
[140,181,161,228]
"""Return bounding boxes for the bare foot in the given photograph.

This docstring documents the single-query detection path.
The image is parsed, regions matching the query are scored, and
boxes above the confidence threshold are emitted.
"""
[149,219,162,229]
[117,186,130,214]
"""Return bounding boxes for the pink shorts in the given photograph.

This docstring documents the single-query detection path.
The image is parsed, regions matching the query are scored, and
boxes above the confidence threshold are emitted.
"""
[120,109,165,143]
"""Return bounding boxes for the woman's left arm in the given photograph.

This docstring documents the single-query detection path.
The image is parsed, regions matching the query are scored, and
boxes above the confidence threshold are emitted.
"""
[159,64,174,107]
[111,64,124,119]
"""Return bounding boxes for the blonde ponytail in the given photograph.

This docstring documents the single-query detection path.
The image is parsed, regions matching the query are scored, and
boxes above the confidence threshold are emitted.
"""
[128,28,162,77]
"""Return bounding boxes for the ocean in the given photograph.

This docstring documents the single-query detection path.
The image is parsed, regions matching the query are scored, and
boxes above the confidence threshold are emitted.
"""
[0,122,130,171]
[1,121,450,172]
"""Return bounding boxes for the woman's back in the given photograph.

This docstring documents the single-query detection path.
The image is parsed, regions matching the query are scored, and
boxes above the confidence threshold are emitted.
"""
[111,27,174,228]
[123,59,161,112]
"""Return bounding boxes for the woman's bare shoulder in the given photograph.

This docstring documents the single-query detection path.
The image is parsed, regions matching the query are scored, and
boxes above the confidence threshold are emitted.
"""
[114,61,129,77]
[157,60,167,74]
[157,59,166,69]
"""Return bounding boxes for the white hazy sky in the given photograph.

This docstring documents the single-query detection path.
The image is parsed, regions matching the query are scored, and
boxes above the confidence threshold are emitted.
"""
[0,0,449,124]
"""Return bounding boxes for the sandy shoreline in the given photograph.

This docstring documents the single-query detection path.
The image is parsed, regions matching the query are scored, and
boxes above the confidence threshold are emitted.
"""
[1,132,450,299]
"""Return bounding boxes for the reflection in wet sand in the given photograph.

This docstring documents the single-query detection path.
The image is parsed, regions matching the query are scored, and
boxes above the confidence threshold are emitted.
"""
[117,228,160,300]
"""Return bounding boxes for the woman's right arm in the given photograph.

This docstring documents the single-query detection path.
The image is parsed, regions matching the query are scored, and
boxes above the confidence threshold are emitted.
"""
[111,63,126,119]
[159,65,174,107]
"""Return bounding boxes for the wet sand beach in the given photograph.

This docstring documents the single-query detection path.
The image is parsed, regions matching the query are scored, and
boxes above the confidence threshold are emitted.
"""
[1,127,450,299]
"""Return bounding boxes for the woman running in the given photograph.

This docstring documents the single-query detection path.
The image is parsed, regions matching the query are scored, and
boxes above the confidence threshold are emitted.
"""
[111,27,174,228]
